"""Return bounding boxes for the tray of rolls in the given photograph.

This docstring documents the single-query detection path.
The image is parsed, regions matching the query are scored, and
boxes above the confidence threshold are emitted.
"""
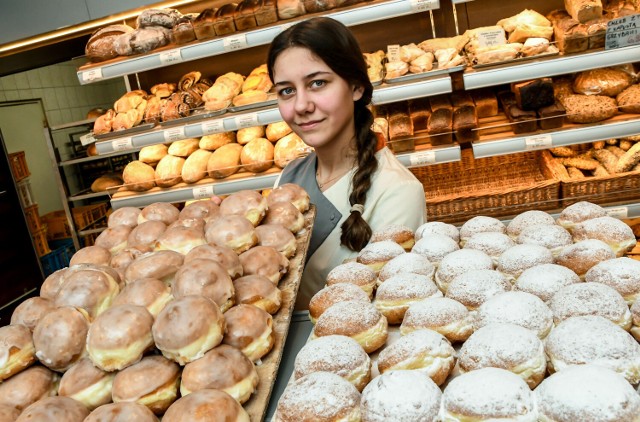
[0,186,315,421]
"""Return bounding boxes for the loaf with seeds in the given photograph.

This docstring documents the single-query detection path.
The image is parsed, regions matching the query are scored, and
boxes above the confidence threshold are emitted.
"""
[560,94,617,123]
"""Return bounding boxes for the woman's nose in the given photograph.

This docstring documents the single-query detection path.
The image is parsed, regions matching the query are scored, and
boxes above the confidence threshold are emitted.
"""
[293,90,313,113]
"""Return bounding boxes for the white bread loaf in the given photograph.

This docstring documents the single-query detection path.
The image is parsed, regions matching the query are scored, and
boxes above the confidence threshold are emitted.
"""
[208,143,244,179]
[182,149,212,184]
[122,161,156,191]
[241,138,274,173]
[155,154,185,187]
[564,0,603,23]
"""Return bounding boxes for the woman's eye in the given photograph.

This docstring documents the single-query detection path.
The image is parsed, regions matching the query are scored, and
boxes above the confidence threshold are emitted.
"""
[311,80,326,89]
[278,87,295,97]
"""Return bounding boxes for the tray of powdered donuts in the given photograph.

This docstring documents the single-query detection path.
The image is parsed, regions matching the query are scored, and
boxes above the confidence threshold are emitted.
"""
[0,183,317,421]
[274,200,640,421]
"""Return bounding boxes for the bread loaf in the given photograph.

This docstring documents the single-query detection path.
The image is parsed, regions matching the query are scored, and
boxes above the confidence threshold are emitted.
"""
[470,89,498,118]
[182,149,213,183]
[123,161,156,191]
[564,0,603,23]
[429,95,452,112]
[234,0,259,31]
[137,8,182,29]
[200,132,236,151]
[408,98,431,133]
[214,3,238,36]
[507,106,537,134]
[241,138,274,173]
[129,27,171,54]
[171,16,196,45]
[274,132,309,168]
[277,0,306,19]
[255,0,278,25]
[573,69,633,96]
[232,90,268,107]
[91,175,123,192]
[511,78,554,111]
[616,84,640,113]
[208,143,244,178]
[168,138,200,157]
[553,17,589,53]
[560,94,618,123]
[537,101,566,130]
[155,154,185,187]
[453,105,478,143]
[303,0,337,13]
[427,108,453,146]
[85,25,134,62]
[266,121,293,142]
[237,126,266,145]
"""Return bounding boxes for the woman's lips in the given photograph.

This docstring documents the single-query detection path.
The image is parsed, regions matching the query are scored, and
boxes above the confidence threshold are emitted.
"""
[297,119,321,130]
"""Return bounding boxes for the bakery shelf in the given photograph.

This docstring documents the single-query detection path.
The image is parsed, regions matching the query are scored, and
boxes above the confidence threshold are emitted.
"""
[372,74,453,105]
[462,45,640,89]
[59,148,141,167]
[76,0,436,85]
[396,143,461,167]
[68,190,111,203]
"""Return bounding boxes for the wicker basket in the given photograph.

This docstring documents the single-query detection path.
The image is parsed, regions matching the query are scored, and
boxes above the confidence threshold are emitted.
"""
[410,148,560,224]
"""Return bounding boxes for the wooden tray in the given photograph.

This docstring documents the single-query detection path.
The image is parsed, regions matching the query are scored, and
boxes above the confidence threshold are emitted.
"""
[243,205,316,421]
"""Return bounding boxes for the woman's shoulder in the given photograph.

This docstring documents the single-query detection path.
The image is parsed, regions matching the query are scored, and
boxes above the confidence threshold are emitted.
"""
[374,147,423,186]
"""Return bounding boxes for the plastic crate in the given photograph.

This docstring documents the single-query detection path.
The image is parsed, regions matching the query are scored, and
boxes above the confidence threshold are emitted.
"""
[23,203,41,232]
[40,210,71,240]
[40,239,75,277]
[81,232,100,247]
[9,151,30,181]
[16,179,35,207]
[72,203,108,230]
[32,226,51,257]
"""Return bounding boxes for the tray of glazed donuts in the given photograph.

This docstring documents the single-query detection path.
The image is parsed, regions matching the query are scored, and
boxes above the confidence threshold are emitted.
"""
[274,200,640,421]
[0,183,315,421]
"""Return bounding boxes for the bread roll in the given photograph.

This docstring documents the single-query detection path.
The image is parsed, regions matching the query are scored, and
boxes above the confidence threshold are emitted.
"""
[122,160,156,192]
[237,126,265,145]
[168,138,200,157]
[274,132,309,168]
[154,154,185,187]
[181,149,212,184]
[232,90,268,107]
[139,144,168,165]
[266,121,293,142]
[208,143,243,178]
[240,138,274,173]
[199,131,236,150]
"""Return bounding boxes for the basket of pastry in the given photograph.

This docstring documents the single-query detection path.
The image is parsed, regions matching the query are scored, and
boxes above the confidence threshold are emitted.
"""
[541,138,640,207]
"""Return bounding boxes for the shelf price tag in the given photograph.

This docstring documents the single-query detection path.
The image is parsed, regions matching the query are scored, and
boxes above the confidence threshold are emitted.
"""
[192,185,215,199]
[606,14,640,50]
[387,45,401,63]
[606,206,629,219]
[81,68,103,83]
[525,134,553,151]
[235,113,259,129]
[80,132,96,146]
[224,34,248,52]
[111,137,133,151]
[477,28,507,48]
[410,0,439,12]
[409,150,436,167]
[159,49,183,65]
[201,120,225,135]
[164,126,186,142]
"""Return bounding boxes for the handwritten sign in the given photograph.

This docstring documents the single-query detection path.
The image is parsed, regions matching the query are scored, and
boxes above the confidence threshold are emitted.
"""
[477,28,507,48]
[606,206,629,219]
[410,0,439,12]
[159,49,183,65]
[111,137,133,151]
[224,34,248,52]
[409,150,436,166]
[81,68,103,83]
[164,126,186,142]
[193,185,215,199]
[606,14,640,49]
[387,45,401,63]
[525,134,553,151]
[80,132,96,146]
[201,120,225,135]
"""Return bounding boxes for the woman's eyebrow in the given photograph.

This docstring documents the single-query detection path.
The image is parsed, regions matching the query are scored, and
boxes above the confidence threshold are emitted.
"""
[274,71,332,87]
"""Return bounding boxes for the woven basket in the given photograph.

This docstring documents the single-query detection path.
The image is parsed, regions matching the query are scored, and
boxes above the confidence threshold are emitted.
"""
[411,148,560,224]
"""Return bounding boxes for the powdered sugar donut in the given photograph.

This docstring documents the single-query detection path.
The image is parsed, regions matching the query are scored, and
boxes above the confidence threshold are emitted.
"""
[356,240,405,274]
[415,221,459,243]
[585,257,640,305]
[308,283,370,324]
[497,244,554,283]
[326,262,377,298]
[445,269,511,311]
[400,297,473,342]
[463,232,515,264]
[632,298,640,341]
[516,224,572,257]
[370,224,415,251]
[572,216,636,257]
[411,233,459,268]
[513,263,580,303]
[556,201,607,232]
[506,210,555,239]
[435,249,493,293]
[555,239,615,279]
[377,252,435,284]
[374,273,442,324]
[459,216,506,247]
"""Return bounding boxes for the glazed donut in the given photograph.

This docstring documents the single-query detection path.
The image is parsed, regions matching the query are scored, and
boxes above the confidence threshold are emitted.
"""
[219,189,268,226]
[440,367,537,421]
[513,263,580,303]
[263,201,304,233]
[555,239,615,279]
[411,233,459,268]
[84,402,159,422]
[233,274,282,314]
[152,295,225,365]
[180,344,259,403]
[0,404,20,422]
[459,215,506,247]
[275,372,360,422]
[110,247,146,282]
[0,365,58,410]
[58,357,113,410]
[168,215,206,231]
[435,249,493,293]
[172,258,235,312]
[360,370,441,422]
[111,278,173,318]
[160,389,250,422]
[308,283,370,324]
[293,335,371,392]
[86,304,154,372]
[33,306,90,372]
[112,355,180,415]
[585,257,640,305]
[506,209,556,239]
[238,246,289,285]
[370,224,415,251]
[516,224,572,257]
[39,267,68,300]
[53,267,120,320]
[10,297,55,332]
[254,223,297,258]
[374,273,442,324]
[313,300,388,354]
[445,269,511,311]
[377,252,435,285]
[138,202,180,225]
[415,221,459,243]
[463,232,515,265]
[632,298,640,341]
[536,365,640,422]
[496,244,554,283]
[124,250,184,285]
[179,199,219,222]
[325,261,377,298]
[572,216,636,257]
[127,220,167,251]
[184,243,243,279]
[549,282,632,330]
[94,224,132,254]
[556,200,607,232]
[204,215,257,254]
[267,183,310,213]
[222,304,274,362]
[400,297,473,342]
[474,291,553,339]
[356,240,405,274]
[69,245,112,267]
[545,315,640,384]
[15,397,89,422]
[377,329,455,386]
[68,263,123,290]
[153,225,206,255]
[108,206,141,228]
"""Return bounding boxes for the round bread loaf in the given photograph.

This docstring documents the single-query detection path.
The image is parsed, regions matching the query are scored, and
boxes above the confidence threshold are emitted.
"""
[91,174,123,192]
[85,24,134,62]
[236,126,265,145]
[513,263,580,303]
[122,160,156,192]
[266,121,293,142]
[240,138,274,173]
[168,138,199,157]
[400,297,473,342]
[181,148,212,183]
[58,357,113,410]
[274,132,309,168]
[207,143,243,179]
[139,144,168,164]
[199,131,236,151]
[445,269,511,311]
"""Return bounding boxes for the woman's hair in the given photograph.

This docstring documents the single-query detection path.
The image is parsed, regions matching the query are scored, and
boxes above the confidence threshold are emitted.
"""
[267,17,378,252]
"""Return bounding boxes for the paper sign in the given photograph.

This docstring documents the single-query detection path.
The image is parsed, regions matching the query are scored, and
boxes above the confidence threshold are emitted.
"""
[80,132,96,146]
[477,28,507,48]
[159,49,183,65]
[606,14,640,49]
[111,137,133,151]
[410,0,439,12]
[201,120,225,135]
[81,68,103,83]
[387,45,401,63]
[224,34,248,52]
[409,150,436,166]
[235,113,259,129]
[525,134,553,151]
[164,126,186,142]
[193,185,215,199]
[606,206,629,219]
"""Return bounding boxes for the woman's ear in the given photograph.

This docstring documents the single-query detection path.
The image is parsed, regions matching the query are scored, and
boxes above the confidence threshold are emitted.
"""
[352,84,364,101]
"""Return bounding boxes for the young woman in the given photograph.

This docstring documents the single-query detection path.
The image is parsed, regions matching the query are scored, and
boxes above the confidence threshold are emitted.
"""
[268,17,427,309]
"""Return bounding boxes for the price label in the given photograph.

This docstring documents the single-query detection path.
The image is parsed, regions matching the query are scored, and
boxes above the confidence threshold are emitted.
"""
[80,132,96,146]
[159,49,183,65]
[606,206,629,219]
[606,13,640,49]
[81,68,103,83]
[477,28,507,48]
[525,134,553,151]
[201,120,225,135]
[192,185,215,199]
[387,44,401,63]
[410,0,439,12]
[111,137,133,151]
[235,113,259,129]
[409,150,436,167]
[164,126,186,142]
[224,34,248,52]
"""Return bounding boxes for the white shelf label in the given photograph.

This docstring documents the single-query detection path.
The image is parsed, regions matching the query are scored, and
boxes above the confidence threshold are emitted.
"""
[410,0,439,12]
[387,44,401,63]
[164,126,186,142]
[81,68,103,83]
[235,113,259,129]
[111,137,133,151]
[525,134,553,151]
[606,14,640,49]
[80,132,96,146]
[159,49,183,65]
[606,206,629,219]
[224,34,248,52]
[477,28,507,48]
[201,120,225,135]
[192,185,215,199]
[409,150,436,166]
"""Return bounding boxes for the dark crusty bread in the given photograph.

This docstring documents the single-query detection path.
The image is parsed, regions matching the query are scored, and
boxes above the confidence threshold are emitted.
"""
[255,0,278,25]
[428,108,453,146]
[85,24,134,62]
[538,101,566,130]
[234,0,259,31]
[429,94,452,112]
[507,106,537,134]
[193,9,218,40]
[409,98,431,133]
[511,78,555,111]
[470,88,499,118]
[215,3,238,36]
[453,105,479,142]
[451,91,474,110]
[553,17,589,53]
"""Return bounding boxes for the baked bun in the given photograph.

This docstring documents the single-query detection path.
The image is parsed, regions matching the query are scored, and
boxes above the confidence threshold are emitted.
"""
[572,216,636,257]
[435,249,494,293]
[556,200,607,232]
[370,224,415,251]
[167,138,199,157]
[53,267,120,320]
[400,297,473,342]
[83,402,159,422]
[58,357,113,410]
[506,209,555,239]
[631,298,640,341]
[0,404,20,422]
[254,223,297,258]
[152,295,225,365]
[109,247,146,282]
[89,173,121,194]
[308,283,370,324]
[555,239,615,279]
[127,220,167,251]
[459,215,506,247]
[184,243,243,279]
[233,274,282,314]
[199,131,236,151]
[111,355,180,414]
[219,189,268,226]
[10,297,55,332]
[356,240,405,274]
[267,183,310,213]
[124,250,184,285]
[463,232,515,264]
[411,233,460,267]
[275,372,360,422]
[204,215,257,254]
[207,143,243,179]
[415,221,459,242]
[293,335,371,392]
[263,201,304,233]
[445,269,511,311]
[33,306,90,372]
[172,258,235,312]
[516,224,573,257]
[545,315,640,383]
[236,126,265,145]
[377,252,435,284]
[122,160,156,192]
[222,304,274,362]
[585,257,640,305]
[240,138,274,173]
[86,304,154,371]
[111,278,173,318]
[154,154,185,188]
[108,207,141,228]
[440,367,537,421]
[498,244,555,284]
[238,246,289,285]
[94,225,132,255]
[138,202,180,225]
[475,291,553,339]
[377,329,455,386]
[179,199,219,221]
[266,121,292,142]
[326,261,377,298]
[69,245,112,267]
[0,365,59,410]
[162,389,250,422]
[15,397,89,422]
[374,273,442,324]
[549,282,632,330]
[153,225,206,255]
[513,263,580,302]
[139,144,168,165]
[536,364,640,422]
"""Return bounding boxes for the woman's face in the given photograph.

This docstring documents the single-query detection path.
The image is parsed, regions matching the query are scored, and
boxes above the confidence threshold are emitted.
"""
[272,47,364,152]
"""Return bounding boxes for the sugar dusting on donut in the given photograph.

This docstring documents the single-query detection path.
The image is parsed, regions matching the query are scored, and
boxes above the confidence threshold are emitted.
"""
[294,335,370,380]
[549,282,631,327]
[445,269,511,310]
[475,291,553,338]
[514,264,580,303]
[326,262,376,285]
